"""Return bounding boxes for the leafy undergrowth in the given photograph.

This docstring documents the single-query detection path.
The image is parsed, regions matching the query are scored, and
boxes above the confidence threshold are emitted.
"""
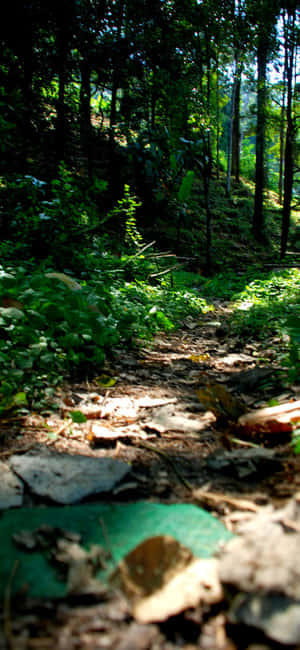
[1,259,299,415]
[172,266,300,380]
[0,260,211,413]
[0,170,299,414]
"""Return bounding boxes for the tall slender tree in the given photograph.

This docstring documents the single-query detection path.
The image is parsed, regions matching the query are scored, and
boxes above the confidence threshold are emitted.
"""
[281,2,298,257]
[247,0,281,242]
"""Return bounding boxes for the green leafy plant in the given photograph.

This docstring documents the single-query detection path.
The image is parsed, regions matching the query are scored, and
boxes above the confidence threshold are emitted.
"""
[284,314,300,381]
[0,259,212,413]
[177,170,195,204]
[0,167,107,267]
[106,184,143,249]
[291,423,300,455]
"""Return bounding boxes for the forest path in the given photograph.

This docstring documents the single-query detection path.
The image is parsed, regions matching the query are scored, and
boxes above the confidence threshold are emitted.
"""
[7,299,299,507]
[1,303,300,650]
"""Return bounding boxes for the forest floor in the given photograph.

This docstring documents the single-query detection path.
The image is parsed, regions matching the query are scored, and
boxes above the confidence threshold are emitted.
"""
[1,302,300,650]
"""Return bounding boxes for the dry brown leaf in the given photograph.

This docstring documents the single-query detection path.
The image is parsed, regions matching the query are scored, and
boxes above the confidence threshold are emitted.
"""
[110,535,223,623]
[196,384,246,421]
[88,424,150,443]
[111,536,192,599]
[133,557,223,623]
[62,405,104,419]
[238,400,300,436]
[144,405,210,434]
[136,396,177,408]
[1,296,24,310]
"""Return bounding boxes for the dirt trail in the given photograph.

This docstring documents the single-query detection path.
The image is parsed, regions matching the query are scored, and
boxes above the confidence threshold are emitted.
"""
[1,306,300,649]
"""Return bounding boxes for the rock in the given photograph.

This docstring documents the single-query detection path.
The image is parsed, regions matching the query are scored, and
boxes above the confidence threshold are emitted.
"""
[9,450,130,504]
[0,461,24,509]
[228,367,279,393]
[229,593,300,645]
[206,448,282,480]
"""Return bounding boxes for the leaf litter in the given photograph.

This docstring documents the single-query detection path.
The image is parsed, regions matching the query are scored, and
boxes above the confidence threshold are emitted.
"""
[0,306,300,649]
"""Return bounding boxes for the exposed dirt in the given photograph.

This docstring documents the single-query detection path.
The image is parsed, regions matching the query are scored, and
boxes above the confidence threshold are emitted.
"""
[1,305,299,649]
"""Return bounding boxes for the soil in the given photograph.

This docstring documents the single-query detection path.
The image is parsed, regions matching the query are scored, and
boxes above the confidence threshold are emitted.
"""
[1,304,299,650]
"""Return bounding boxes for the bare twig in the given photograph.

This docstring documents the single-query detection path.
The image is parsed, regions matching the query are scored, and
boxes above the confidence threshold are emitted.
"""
[136,441,192,490]
[150,263,184,278]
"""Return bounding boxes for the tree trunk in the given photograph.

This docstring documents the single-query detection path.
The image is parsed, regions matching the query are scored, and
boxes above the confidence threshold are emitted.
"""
[56,14,68,167]
[109,76,118,149]
[20,5,34,171]
[231,69,241,182]
[226,61,239,197]
[204,172,212,275]
[80,59,92,177]
[253,45,267,242]
[216,56,220,180]
[280,9,296,259]
[279,23,288,205]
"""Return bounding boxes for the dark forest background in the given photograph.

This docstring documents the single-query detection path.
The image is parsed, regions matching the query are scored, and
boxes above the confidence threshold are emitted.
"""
[0,0,299,412]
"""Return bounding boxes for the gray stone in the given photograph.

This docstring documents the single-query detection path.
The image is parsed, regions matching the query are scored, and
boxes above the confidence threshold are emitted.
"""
[0,461,23,509]
[9,450,130,504]
[229,593,300,645]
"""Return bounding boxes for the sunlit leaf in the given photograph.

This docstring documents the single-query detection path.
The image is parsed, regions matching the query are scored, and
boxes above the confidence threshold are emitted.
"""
[95,374,117,387]
[69,410,87,423]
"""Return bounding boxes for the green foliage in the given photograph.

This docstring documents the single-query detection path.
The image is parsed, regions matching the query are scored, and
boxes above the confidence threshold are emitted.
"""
[170,270,203,289]
[291,424,300,455]
[0,258,211,413]
[0,167,107,266]
[284,314,300,381]
[106,184,143,249]
[240,138,256,181]
[231,269,300,339]
[69,411,87,424]
[199,267,300,372]
[177,170,195,204]
[0,266,113,412]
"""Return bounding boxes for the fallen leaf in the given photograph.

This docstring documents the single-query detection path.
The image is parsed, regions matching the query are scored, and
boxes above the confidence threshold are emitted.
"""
[220,353,253,366]
[196,384,247,421]
[189,353,210,362]
[133,557,222,623]
[1,296,24,310]
[145,404,207,434]
[136,396,177,408]
[88,424,151,443]
[111,535,223,623]
[13,526,107,596]
[69,410,87,423]
[63,405,104,419]
[99,397,139,420]
[95,374,118,388]
[219,492,300,599]
[238,400,300,437]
